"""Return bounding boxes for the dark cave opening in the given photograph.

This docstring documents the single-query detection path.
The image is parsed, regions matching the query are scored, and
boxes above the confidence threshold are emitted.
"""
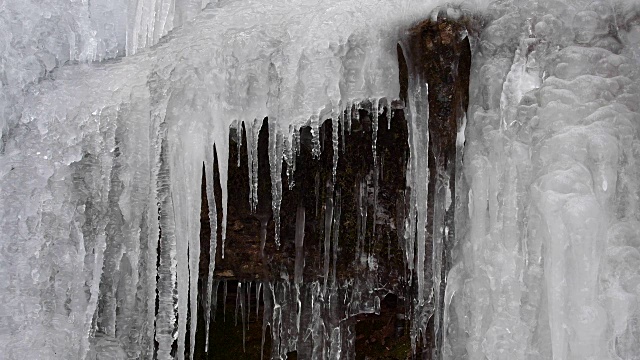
[186,16,473,360]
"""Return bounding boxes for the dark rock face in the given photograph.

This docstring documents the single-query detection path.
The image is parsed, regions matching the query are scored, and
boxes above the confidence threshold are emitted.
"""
[195,17,473,359]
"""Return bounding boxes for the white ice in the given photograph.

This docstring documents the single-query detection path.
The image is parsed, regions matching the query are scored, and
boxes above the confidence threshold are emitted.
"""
[3,0,640,359]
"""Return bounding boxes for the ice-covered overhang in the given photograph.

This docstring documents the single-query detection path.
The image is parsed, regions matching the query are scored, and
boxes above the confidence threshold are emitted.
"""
[16,0,489,134]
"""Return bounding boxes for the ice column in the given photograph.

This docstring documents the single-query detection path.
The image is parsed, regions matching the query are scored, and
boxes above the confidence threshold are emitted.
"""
[445,3,640,359]
[400,37,432,350]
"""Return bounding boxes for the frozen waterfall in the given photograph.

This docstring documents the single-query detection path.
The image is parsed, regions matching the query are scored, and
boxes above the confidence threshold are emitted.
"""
[1,0,640,359]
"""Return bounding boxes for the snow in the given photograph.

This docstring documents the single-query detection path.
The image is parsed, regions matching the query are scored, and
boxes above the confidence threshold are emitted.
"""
[2,0,640,358]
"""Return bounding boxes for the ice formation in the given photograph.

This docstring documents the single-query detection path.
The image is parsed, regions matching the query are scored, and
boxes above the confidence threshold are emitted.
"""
[445,1,640,359]
[1,0,640,359]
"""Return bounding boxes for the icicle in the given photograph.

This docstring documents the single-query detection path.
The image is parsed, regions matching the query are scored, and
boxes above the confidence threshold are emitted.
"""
[432,171,449,355]
[177,234,188,360]
[293,205,305,348]
[344,322,356,359]
[213,131,230,259]
[270,282,282,359]
[310,115,321,159]
[295,281,302,349]
[83,232,108,356]
[236,120,243,167]
[412,82,429,306]
[356,178,368,263]
[309,281,325,359]
[285,125,296,190]
[143,169,160,359]
[223,280,228,322]
[185,154,207,360]
[340,107,346,154]
[155,140,178,360]
[356,180,363,261]
[247,118,261,213]
[373,163,379,239]
[294,206,306,286]
[386,98,392,130]
[79,108,114,357]
[332,115,339,184]
[402,41,431,350]
[188,204,201,360]
[329,327,341,360]
[372,98,379,167]
[345,101,352,134]
[323,182,334,297]
[204,150,219,352]
[268,120,284,247]
[257,281,262,320]
[245,121,255,211]
[241,281,246,352]
[247,281,252,324]
[294,126,301,156]
[261,282,273,360]
[331,189,341,292]
[235,282,241,326]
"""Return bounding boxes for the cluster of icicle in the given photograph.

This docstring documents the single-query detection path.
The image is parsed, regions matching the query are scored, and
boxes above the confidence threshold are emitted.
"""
[0,0,494,359]
[204,274,384,360]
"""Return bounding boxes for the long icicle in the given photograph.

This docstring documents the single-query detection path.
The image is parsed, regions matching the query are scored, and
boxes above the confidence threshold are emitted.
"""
[261,282,273,360]
[247,281,252,325]
[372,98,379,167]
[286,125,296,190]
[236,120,243,167]
[323,181,334,297]
[235,282,241,326]
[403,40,431,350]
[332,116,339,184]
[331,189,341,293]
[204,147,219,352]
[386,98,392,130]
[155,139,178,360]
[294,205,305,333]
[247,119,260,213]
[213,132,230,258]
[240,281,246,352]
[268,120,284,247]
[188,172,201,360]
[257,281,262,321]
